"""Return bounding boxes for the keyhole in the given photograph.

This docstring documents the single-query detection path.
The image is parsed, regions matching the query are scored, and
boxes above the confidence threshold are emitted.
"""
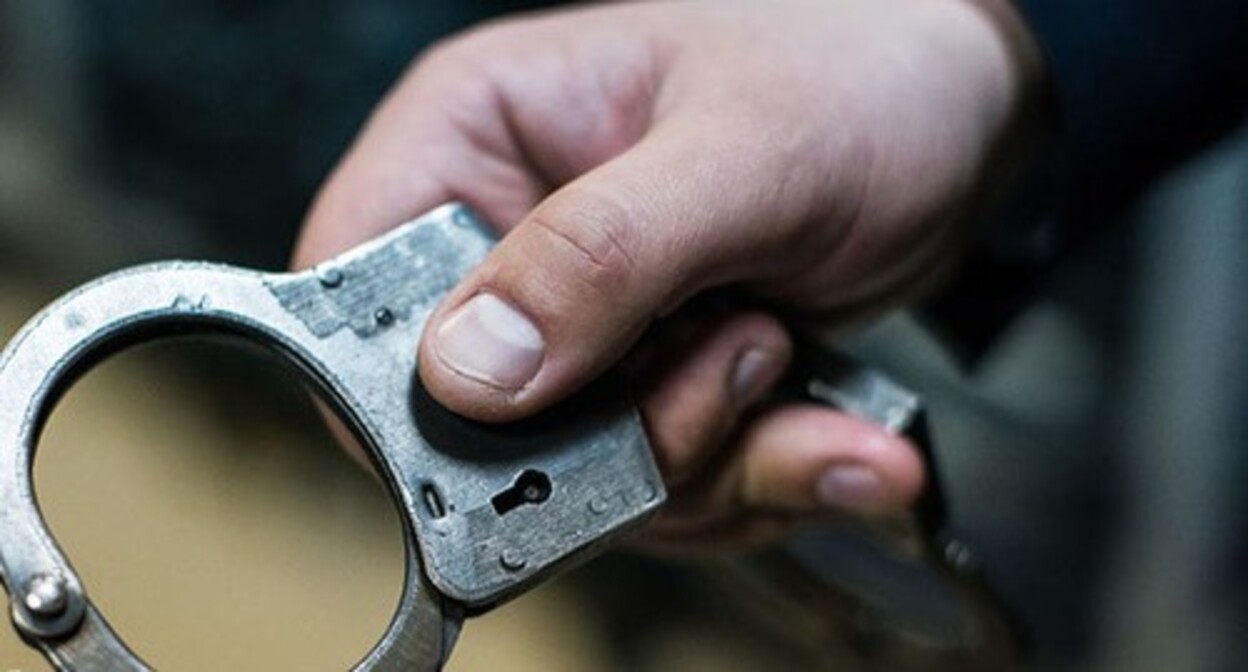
[491,470,552,515]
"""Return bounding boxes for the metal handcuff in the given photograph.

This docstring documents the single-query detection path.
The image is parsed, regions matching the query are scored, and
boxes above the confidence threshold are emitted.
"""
[0,204,1014,669]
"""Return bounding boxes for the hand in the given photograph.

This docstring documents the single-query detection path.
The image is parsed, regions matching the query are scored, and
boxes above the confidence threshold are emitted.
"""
[294,0,1042,552]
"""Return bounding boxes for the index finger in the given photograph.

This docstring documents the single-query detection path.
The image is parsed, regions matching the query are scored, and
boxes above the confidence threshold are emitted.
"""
[292,41,545,269]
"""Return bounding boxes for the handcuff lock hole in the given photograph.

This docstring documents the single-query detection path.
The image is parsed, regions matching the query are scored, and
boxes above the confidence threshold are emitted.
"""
[491,469,552,515]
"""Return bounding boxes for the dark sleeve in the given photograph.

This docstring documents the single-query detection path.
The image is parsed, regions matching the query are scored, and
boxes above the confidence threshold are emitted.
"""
[923,0,1248,361]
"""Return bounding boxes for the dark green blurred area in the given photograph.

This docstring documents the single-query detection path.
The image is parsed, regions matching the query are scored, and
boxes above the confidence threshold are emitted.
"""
[77,0,560,268]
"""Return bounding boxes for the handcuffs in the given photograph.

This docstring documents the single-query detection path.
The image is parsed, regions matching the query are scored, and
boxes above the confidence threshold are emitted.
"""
[0,204,1015,669]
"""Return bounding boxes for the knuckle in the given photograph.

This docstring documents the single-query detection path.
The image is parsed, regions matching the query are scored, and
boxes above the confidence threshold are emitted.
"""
[527,193,643,296]
[411,23,510,91]
[414,34,476,77]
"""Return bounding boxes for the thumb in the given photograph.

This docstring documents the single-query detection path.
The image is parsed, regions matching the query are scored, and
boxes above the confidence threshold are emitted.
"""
[418,123,829,421]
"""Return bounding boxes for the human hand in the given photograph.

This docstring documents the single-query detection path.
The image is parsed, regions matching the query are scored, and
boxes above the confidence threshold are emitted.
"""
[294,0,1041,552]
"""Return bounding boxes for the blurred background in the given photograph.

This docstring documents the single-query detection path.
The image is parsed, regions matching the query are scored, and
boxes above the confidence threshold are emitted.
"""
[1,1,1246,670]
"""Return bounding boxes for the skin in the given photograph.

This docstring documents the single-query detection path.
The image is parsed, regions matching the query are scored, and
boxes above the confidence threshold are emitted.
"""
[294,0,1043,552]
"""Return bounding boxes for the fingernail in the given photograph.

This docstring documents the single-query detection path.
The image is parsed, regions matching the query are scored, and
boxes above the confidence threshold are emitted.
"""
[731,348,778,409]
[433,293,544,390]
[816,465,886,513]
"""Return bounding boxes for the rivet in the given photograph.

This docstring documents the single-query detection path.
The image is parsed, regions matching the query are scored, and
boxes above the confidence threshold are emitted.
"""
[317,266,344,289]
[499,549,527,572]
[451,209,475,229]
[588,497,610,515]
[23,574,68,619]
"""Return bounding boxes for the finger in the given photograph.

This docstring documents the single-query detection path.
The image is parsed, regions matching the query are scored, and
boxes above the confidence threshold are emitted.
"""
[291,36,552,269]
[418,115,844,421]
[636,310,792,487]
[737,405,926,517]
[293,6,671,270]
[647,404,925,544]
